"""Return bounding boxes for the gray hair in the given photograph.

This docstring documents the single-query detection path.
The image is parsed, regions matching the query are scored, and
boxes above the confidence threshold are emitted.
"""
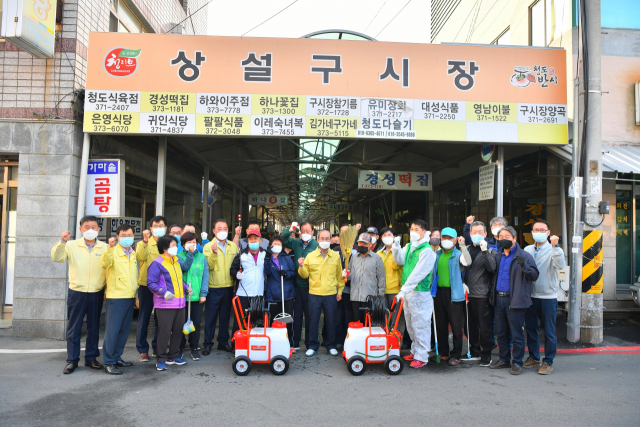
[498,226,517,238]
[490,217,508,227]
[470,221,486,232]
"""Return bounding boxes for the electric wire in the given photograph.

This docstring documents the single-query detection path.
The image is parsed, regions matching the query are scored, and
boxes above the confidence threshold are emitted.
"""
[375,0,412,38]
[241,0,300,36]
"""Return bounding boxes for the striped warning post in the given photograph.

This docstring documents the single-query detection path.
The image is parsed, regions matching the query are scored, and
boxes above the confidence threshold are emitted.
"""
[582,230,603,293]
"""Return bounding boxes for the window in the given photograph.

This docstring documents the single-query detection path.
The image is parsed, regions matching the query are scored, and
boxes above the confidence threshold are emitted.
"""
[118,1,143,33]
[492,27,510,45]
[529,0,545,46]
[529,0,559,46]
[109,12,118,32]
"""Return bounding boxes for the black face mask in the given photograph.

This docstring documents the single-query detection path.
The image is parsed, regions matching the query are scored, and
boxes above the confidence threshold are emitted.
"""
[357,245,369,254]
[499,239,513,250]
[330,243,340,251]
[429,237,441,247]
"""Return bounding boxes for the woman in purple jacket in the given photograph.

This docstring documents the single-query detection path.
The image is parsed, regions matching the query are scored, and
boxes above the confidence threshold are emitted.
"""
[147,236,192,371]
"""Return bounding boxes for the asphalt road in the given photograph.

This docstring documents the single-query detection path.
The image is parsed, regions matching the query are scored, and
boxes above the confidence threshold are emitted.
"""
[1,332,639,427]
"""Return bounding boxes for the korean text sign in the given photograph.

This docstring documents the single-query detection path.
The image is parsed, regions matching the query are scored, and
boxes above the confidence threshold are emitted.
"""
[478,163,495,201]
[249,194,288,206]
[359,170,432,191]
[84,32,568,145]
[85,160,124,217]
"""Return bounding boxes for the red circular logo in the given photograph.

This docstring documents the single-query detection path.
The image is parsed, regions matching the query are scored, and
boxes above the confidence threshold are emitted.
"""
[269,196,277,204]
[104,47,138,78]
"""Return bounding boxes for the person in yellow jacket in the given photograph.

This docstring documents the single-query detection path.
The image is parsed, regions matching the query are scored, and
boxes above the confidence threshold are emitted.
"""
[298,229,344,357]
[51,215,107,375]
[100,224,138,375]
[201,219,238,355]
[377,227,404,308]
[135,215,167,362]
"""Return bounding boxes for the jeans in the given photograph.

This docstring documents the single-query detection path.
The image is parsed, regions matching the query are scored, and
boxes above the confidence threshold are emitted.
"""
[495,295,526,366]
[156,308,186,363]
[308,294,337,351]
[467,297,494,362]
[66,289,104,364]
[103,298,135,366]
[180,299,205,351]
[434,287,464,360]
[136,285,158,354]
[293,286,310,348]
[525,297,558,365]
[203,286,234,348]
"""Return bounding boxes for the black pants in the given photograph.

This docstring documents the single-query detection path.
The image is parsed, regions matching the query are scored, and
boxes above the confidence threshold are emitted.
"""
[156,308,186,363]
[269,299,294,346]
[293,286,310,348]
[467,297,494,363]
[136,285,158,354]
[335,292,351,344]
[351,301,368,324]
[66,289,103,364]
[203,286,234,348]
[434,287,464,360]
[180,300,205,351]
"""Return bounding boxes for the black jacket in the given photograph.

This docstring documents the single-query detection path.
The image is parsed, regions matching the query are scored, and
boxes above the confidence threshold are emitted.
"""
[465,246,498,298]
[490,243,539,309]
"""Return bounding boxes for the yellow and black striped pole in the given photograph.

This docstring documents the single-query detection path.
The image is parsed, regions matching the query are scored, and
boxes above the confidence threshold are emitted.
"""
[582,230,603,293]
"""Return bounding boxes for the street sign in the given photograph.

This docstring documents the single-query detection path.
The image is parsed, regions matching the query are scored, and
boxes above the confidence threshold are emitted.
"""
[479,163,495,201]
[328,203,353,212]
[358,170,432,191]
[249,194,288,206]
[85,160,125,217]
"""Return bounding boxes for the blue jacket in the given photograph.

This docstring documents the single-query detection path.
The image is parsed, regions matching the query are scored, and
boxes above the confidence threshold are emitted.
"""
[433,247,465,302]
[264,252,296,303]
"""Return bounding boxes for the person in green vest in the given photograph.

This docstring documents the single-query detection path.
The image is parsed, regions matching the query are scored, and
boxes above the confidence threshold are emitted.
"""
[391,219,437,369]
[177,231,209,361]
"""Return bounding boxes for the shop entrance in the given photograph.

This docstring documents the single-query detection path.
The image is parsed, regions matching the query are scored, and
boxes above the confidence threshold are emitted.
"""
[0,158,18,323]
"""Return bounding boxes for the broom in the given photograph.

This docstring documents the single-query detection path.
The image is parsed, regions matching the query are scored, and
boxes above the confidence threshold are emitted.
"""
[339,225,359,283]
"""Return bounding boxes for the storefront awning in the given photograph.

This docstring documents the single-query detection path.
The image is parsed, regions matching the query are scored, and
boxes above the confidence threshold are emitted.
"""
[549,144,640,174]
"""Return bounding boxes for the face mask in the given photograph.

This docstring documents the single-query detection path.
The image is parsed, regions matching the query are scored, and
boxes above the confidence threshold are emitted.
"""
[216,231,228,241]
[119,237,134,248]
[498,239,513,250]
[167,246,178,256]
[152,228,166,238]
[248,242,260,251]
[491,227,502,236]
[82,229,99,241]
[357,245,369,254]
[429,237,441,247]
[330,243,340,251]
[318,241,330,250]
[301,233,312,242]
[172,235,181,241]
[382,236,394,246]
[370,236,377,244]
[185,243,196,252]
[410,231,422,242]
[271,245,282,254]
[532,233,548,243]
[471,235,484,245]
[441,240,454,250]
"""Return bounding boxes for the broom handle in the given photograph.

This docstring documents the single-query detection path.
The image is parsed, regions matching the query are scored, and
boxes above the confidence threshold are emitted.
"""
[188,282,191,319]
[281,274,286,314]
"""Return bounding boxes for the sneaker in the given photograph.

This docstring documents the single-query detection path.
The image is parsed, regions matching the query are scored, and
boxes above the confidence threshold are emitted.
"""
[166,358,187,365]
[139,353,150,363]
[489,360,511,369]
[510,364,523,375]
[151,348,157,357]
[448,358,461,366]
[191,349,201,361]
[156,362,167,371]
[293,346,300,351]
[202,347,211,356]
[523,357,541,369]
[538,362,553,375]
[479,359,491,367]
[410,360,427,369]
[403,354,414,361]
[305,349,315,357]
[290,347,296,354]
[329,349,338,356]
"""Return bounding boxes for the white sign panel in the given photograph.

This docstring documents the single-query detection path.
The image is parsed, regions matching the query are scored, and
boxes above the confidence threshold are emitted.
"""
[249,194,288,206]
[358,170,432,191]
[328,203,353,212]
[479,163,496,201]
[85,160,124,217]
[1,0,57,58]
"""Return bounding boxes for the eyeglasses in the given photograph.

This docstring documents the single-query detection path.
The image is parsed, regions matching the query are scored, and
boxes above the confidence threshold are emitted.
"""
[532,229,549,233]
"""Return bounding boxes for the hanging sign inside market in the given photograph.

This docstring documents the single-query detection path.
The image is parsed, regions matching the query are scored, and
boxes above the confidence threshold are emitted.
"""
[83,32,568,145]
[358,170,432,191]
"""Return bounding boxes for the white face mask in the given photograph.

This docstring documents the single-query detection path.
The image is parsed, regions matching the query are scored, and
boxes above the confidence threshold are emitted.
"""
[491,227,502,236]
[318,241,330,250]
[167,246,178,256]
[152,228,166,238]
[370,236,377,244]
[441,240,454,250]
[301,233,312,242]
[216,231,228,241]
[410,231,422,242]
[382,236,394,246]
[271,245,282,254]
[82,229,99,241]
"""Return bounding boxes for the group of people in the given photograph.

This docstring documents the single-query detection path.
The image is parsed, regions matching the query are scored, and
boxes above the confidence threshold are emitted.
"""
[52,212,565,376]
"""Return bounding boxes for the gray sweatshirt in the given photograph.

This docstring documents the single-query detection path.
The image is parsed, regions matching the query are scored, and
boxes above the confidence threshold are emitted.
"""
[524,241,566,299]
[348,251,386,302]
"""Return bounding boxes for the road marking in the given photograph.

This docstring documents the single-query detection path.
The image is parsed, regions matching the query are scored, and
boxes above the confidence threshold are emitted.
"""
[0,347,102,354]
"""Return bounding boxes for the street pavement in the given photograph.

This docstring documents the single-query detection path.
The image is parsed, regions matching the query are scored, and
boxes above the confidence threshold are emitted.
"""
[1,319,639,426]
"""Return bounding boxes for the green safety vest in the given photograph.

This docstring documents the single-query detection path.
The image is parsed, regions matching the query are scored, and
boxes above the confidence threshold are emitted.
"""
[401,241,432,292]
[178,251,206,302]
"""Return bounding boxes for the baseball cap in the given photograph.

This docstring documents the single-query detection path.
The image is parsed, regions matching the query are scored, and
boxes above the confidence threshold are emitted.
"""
[247,229,262,237]
[366,227,378,234]
[357,233,372,243]
[441,227,457,238]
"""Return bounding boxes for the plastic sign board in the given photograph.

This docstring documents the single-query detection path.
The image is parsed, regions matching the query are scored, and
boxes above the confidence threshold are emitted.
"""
[358,170,432,191]
[328,203,353,212]
[83,32,568,145]
[1,0,56,58]
[97,217,143,240]
[85,160,125,217]
[249,194,288,206]
[479,163,495,201]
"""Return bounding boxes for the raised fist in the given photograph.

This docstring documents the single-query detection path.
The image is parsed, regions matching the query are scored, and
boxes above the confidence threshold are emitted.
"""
[298,257,304,268]
[235,225,242,236]
[550,235,559,246]
[108,237,116,248]
[61,231,72,242]
[466,215,475,225]
[142,229,150,241]
[457,236,465,245]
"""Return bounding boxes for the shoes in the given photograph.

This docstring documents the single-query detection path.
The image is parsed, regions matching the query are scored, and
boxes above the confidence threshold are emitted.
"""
[510,364,523,375]
[329,349,338,356]
[63,363,78,374]
[217,343,233,352]
[479,359,492,367]
[104,365,122,375]
[166,358,187,365]
[538,362,553,375]
[156,362,167,371]
[293,346,300,351]
[84,360,103,370]
[139,353,150,362]
[191,349,201,361]
[403,354,414,361]
[448,358,461,366]
[523,357,541,369]
[410,360,427,369]
[290,347,296,354]
[305,349,315,357]
[151,348,157,357]
[489,360,512,369]
[115,360,133,368]
[202,347,211,356]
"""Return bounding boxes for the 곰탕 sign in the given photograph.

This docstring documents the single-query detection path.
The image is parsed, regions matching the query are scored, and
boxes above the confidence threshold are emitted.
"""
[83,32,568,145]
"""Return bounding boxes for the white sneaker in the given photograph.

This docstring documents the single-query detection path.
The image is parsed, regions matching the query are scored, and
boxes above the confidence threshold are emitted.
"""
[305,349,315,357]
[329,349,338,356]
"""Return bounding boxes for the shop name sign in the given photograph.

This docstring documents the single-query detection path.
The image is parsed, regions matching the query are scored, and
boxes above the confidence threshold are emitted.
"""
[358,170,432,191]
[83,33,568,145]
[328,204,353,212]
[249,194,288,206]
[85,160,125,217]
[1,0,57,58]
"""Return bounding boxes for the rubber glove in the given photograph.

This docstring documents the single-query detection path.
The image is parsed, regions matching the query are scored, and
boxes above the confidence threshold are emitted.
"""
[396,291,405,301]
[164,291,175,301]
[342,269,348,278]
[480,240,488,251]
[201,232,208,240]
[236,271,243,280]
[394,236,401,246]
[463,284,469,295]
